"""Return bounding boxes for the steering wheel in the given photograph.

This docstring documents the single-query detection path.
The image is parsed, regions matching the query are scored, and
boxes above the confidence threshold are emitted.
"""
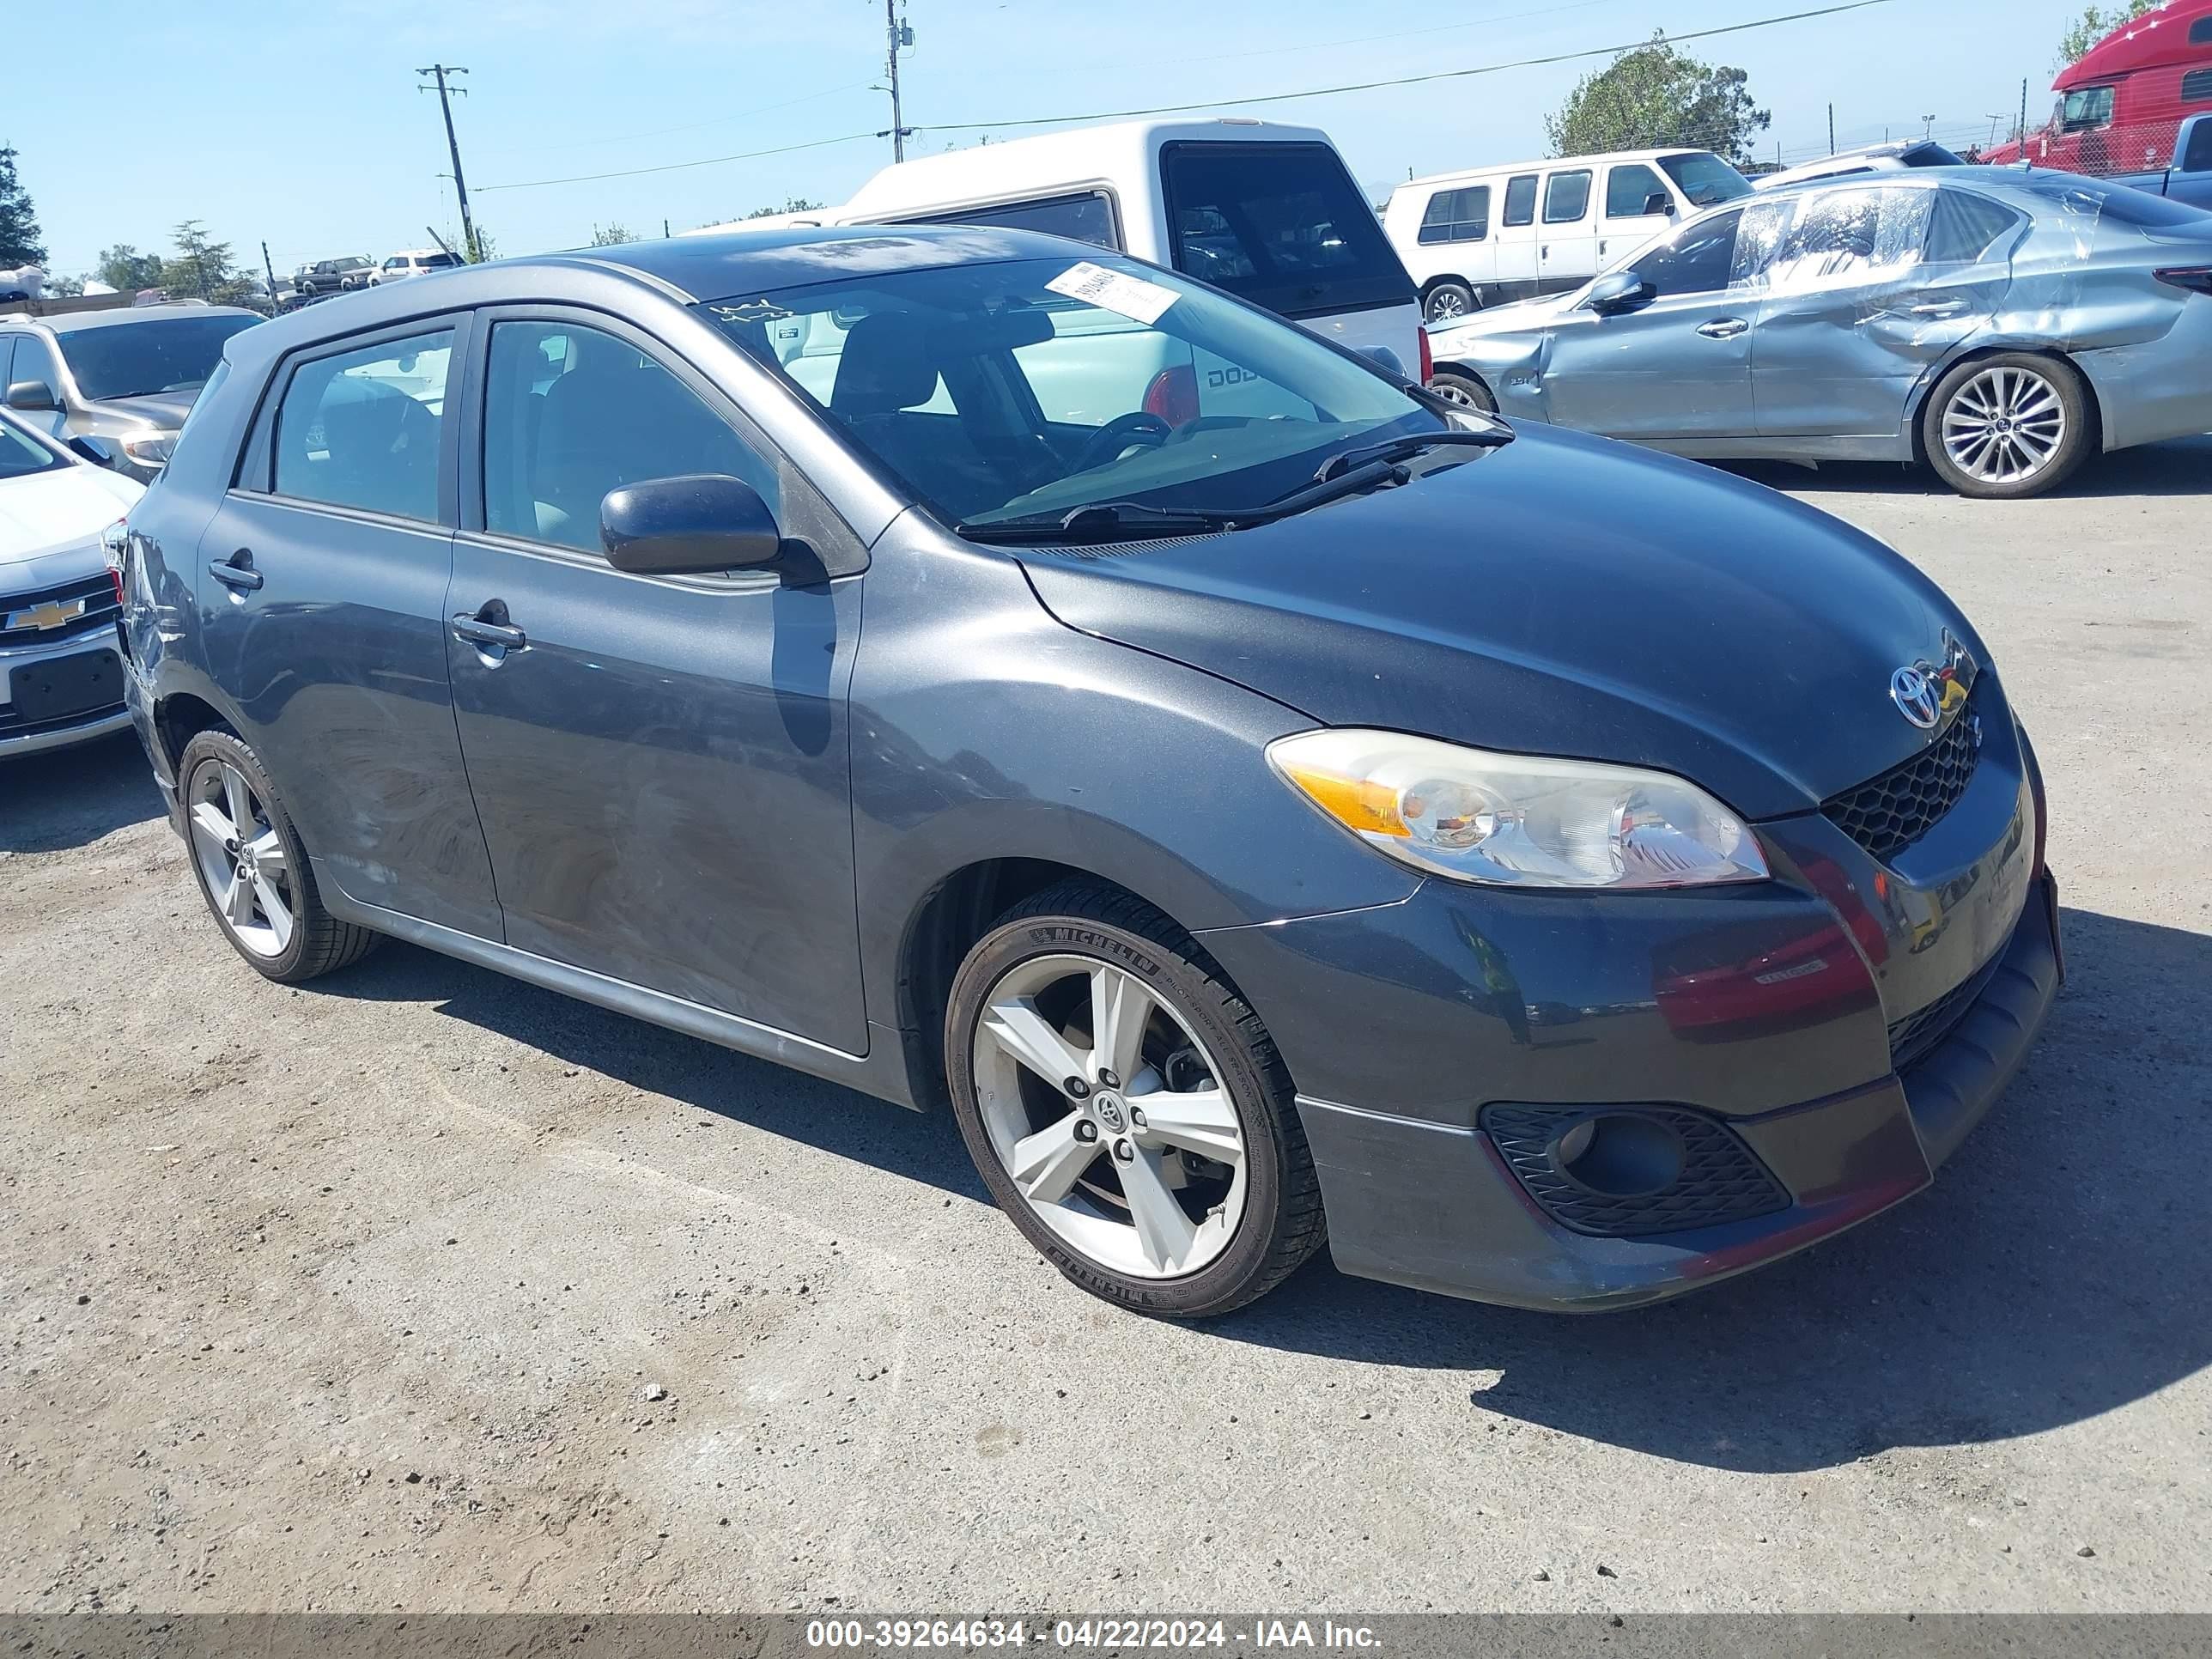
[1070,411,1173,473]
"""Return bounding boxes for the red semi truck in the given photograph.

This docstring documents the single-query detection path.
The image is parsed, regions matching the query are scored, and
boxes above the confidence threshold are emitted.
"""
[1987,0,2212,174]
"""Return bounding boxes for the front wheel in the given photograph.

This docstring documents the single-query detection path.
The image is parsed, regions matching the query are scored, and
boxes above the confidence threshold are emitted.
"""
[1923,354,2093,499]
[945,883,1325,1318]
[1424,281,1476,322]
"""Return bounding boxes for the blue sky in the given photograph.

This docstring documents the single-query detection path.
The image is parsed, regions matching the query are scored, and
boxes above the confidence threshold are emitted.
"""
[12,0,2090,279]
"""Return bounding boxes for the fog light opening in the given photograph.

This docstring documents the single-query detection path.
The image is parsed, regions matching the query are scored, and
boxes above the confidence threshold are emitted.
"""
[1549,1113,1685,1198]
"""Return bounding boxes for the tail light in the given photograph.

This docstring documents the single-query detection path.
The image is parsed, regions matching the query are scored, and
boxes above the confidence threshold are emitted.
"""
[2153,267,2212,295]
[1141,364,1199,428]
[1418,325,1433,385]
[101,520,129,607]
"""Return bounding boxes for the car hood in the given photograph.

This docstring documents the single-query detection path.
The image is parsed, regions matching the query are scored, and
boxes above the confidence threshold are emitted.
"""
[88,390,200,429]
[0,465,143,568]
[1015,422,1984,821]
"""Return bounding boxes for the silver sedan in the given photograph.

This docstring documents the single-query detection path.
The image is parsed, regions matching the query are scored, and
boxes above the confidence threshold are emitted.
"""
[1425,168,2212,498]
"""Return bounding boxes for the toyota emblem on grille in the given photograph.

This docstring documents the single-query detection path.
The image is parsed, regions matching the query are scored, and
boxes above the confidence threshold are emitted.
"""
[1890,665,1941,730]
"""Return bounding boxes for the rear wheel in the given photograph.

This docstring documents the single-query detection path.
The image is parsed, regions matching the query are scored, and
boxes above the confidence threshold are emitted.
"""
[945,883,1325,1318]
[1923,353,2093,499]
[179,729,380,983]
[1424,281,1476,323]
[1427,368,1497,414]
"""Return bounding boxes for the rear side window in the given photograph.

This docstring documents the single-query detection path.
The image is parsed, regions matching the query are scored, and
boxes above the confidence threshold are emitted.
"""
[1543,171,1593,224]
[1605,163,1667,218]
[2188,118,2212,173]
[905,191,1120,250]
[2182,70,2212,106]
[1161,142,1413,318]
[1923,190,2024,264]
[480,320,776,554]
[2192,15,2212,43]
[273,328,452,521]
[1502,174,1539,227]
[1417,186,1490,244]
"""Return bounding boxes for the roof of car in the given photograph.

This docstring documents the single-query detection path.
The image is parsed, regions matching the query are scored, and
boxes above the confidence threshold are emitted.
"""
[1393,149,1717,196]
[21,302,263,335]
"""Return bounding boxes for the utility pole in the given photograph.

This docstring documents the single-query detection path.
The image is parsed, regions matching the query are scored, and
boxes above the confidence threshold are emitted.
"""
[261,240,281,312]
[882,0,915,162]
[1827,103,1835,155]
[1922,113,1935,141]
[418,64,480,262]
[2020,77,2031,163]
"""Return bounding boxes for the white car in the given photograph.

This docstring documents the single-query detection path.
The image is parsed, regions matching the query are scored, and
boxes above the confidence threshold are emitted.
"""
[1754,140,1967,191]
[0,409,144,758]
[369,249,464,285]
[1383,149,1756,321]
[685,118,1427,381]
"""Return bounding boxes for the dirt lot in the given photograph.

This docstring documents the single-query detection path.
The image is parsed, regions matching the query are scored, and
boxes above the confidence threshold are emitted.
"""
[3,441,2209,1616]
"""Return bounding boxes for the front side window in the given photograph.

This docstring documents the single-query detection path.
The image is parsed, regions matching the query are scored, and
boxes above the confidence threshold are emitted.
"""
[1543,171,1593,224]
[907,192,1120,251]
[1160,142,1412,317]
[9,334,64,398]
[2062,85,2116,131]
[1604,163,1668,219]
[273,328,452,520]
[1417,186,1490,244]
[56,314,258,402]
[480,320,777,554]
[1626,208,1745,297]
[1763,186,1932,289]
[704,254,1439,529]
[1502,174,1539,227]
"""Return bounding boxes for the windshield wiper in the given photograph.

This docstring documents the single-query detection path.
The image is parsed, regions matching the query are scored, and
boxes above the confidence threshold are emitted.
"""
[1311,426,1513,484]
[956,500,1243,544]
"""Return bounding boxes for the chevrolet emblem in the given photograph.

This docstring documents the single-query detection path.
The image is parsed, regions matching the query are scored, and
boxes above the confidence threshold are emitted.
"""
[7,599,86,632]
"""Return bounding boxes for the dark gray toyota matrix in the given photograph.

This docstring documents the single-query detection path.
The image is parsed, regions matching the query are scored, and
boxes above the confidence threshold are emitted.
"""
[116,227,2059,1316]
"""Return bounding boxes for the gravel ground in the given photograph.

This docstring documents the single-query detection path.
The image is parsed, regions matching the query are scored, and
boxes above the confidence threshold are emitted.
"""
[3,441,2208,1616]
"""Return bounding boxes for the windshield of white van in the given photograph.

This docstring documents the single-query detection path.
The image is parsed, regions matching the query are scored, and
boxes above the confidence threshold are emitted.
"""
[1661,152,1755,208]
[1159,142,1415,319]
[702,255,1446,532]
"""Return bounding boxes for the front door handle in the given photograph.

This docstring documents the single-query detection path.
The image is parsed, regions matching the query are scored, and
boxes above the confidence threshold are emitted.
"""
[451,600,526,653]
[1696,317,1750,339]
[208,550,263,591]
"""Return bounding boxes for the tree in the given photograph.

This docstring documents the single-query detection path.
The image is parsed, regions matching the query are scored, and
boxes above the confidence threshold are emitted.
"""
[0,145,46,267]
[159,221,257,306]
[2059,0,2159,66]
[47,272,85,297]
[744,196,826,219]
[97,244,167,293]
[1545,31,1771,166]
[588,222,635,246]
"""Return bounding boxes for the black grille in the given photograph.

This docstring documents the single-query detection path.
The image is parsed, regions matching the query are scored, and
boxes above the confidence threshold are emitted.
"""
[1823,694,1983,864]
[1480,1104,1790,1238]
[1885,933,2010,1075]
[1,572,122,647]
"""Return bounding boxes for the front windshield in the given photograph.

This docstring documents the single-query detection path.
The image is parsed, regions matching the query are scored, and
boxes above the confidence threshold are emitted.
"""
[58,314,261,402]
[699,254,1440,528]
[1661,152,1754,207]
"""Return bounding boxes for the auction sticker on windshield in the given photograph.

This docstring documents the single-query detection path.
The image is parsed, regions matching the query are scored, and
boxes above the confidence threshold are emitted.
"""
[1045,261,1180,325]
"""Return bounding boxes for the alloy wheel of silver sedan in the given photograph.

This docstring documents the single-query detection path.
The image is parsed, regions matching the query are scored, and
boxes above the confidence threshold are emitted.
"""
[1939,364,2068,487]
[187,758,295,958]
[969,952,1248,1279]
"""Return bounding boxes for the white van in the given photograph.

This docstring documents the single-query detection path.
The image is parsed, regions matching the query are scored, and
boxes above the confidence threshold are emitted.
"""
[688,118,1425,379]
[1382,149,1753,322]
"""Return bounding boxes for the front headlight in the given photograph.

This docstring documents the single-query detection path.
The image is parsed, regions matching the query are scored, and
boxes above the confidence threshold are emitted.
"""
[1268,729,1769,890]
[118,431,176,470]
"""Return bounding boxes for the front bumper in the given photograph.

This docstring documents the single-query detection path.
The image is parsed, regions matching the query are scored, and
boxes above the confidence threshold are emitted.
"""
[0,635,131,760]
[1277,878,2058,1311]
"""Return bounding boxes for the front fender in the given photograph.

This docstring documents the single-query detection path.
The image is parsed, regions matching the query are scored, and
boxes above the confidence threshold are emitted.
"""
[1430,326,1554,422]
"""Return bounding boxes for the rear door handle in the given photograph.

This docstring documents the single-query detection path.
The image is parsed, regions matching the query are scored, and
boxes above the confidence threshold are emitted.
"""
[451,602,526,652]
[208,550,263,590]
[1696,318,1750,339]
[1910,300,1968,318]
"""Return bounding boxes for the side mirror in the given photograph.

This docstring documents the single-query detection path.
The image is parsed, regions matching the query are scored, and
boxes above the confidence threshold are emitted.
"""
[69,434,118,468]
[1586,271,1656,315]
[600,473,782,576]
[5,379,59,413]
[1644,191,1678,217]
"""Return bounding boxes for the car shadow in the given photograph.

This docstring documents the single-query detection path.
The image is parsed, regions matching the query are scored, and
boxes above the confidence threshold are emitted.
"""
[310,902,2212,1474]
[1215,905,2212,1473]
[0,730,166,853]
[1725,433,2212,500]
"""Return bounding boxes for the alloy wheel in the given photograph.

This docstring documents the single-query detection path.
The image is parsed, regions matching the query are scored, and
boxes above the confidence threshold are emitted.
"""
[1941,365,2067,487]
[1426,290,1469,322]
[969,954,1249,1279]
[186,760,295,958]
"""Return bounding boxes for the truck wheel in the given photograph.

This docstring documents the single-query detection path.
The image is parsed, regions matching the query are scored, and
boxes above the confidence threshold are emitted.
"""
[1923,354,2093,499]
[1427,369,1497,414]
[945,881,1326,1319]
[1424,281,1476,322]
[178,729,380,983]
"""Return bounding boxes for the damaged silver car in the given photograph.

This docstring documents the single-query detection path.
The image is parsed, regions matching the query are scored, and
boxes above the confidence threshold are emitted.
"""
[1424,168,2212,498]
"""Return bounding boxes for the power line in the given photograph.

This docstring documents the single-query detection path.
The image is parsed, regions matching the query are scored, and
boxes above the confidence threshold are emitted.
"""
[479,131,879,193]
[480,81,875,159]
[1190,0,1628,66]
[909,0,1895,133]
